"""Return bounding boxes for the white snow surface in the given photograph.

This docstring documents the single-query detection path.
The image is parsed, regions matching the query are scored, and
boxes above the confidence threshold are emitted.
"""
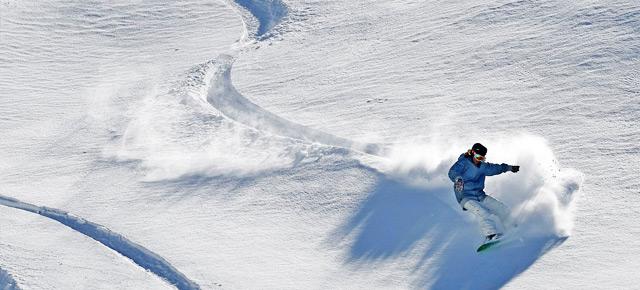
[0,0,638,289]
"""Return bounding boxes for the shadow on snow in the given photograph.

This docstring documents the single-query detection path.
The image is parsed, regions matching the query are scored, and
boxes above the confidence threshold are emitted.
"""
[0,267,19,290]
[334,176,567,290]
[233,0,288,39]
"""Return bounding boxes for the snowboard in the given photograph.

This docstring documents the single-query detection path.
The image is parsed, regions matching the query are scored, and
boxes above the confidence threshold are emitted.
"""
[476,231,522,253]
[476,238,502,252]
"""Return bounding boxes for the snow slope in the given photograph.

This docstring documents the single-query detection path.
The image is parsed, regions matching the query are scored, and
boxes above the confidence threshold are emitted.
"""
[1,0,638,289]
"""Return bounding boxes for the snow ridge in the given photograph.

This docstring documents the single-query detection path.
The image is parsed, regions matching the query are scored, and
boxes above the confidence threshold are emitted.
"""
[0,267,19,290]
[0,195,200,290]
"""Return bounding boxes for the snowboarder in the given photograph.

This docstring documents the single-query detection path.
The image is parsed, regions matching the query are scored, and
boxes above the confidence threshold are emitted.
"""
[448,143,520,245]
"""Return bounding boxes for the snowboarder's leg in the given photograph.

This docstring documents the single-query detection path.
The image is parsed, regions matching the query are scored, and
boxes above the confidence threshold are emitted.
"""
[481,195,514,229]
[462,199,500,237]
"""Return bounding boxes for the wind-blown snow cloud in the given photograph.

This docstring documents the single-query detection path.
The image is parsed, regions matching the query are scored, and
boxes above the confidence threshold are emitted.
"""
[378,134,583,237]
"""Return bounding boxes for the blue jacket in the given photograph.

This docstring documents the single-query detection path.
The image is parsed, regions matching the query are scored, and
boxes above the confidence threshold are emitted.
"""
[448,153,511,203]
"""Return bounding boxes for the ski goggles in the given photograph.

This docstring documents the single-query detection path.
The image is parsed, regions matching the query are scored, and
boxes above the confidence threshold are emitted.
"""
[473,153,486,161]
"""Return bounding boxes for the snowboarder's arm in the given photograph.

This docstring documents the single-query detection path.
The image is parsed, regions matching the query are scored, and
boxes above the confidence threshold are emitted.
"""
[448,160,466,182]
[483,162,511,176]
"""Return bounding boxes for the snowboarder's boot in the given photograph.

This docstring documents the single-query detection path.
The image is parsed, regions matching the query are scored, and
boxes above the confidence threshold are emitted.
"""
[485,233,503,243]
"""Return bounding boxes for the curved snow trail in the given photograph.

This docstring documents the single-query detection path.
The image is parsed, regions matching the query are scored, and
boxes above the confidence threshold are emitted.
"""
[185,2,383,156]
[232,0,288,39]
[0,267,19,290]
[0,195,200,290]
[203,54,383,155]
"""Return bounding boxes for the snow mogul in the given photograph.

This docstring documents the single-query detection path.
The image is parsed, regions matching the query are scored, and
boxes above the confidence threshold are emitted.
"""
[448,143,520,250]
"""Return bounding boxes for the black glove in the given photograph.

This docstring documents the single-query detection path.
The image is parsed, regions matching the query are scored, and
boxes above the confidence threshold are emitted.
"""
[510,165,520,173]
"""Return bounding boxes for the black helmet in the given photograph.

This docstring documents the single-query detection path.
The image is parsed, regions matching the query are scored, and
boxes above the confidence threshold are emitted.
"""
[471,143,487,156]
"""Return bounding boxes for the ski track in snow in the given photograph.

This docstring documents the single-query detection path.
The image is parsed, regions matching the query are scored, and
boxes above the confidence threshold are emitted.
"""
[202,54,383,155]
[189,1,385,157]
[233,0,288,40]
[0,195,200,290]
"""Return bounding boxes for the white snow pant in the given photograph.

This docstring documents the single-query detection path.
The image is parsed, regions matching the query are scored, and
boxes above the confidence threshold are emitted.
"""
[462,195,511,237]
